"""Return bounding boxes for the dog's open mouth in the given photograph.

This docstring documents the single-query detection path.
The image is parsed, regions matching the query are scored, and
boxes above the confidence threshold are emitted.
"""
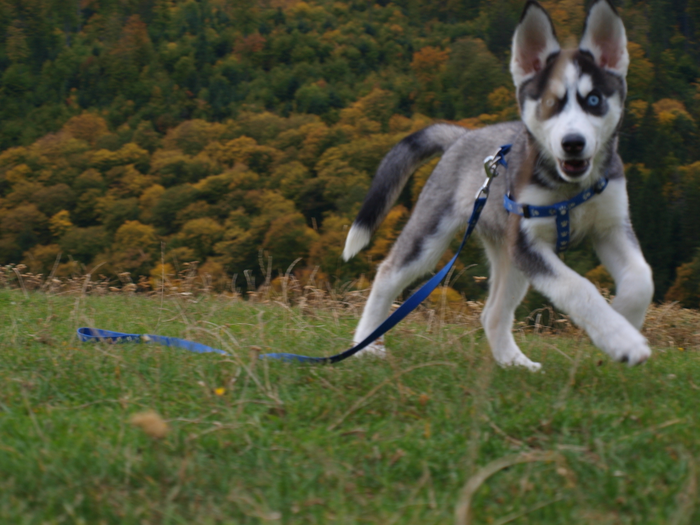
[559,158,590,177]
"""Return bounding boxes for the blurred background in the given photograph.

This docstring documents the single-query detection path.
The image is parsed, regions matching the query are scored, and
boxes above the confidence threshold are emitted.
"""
[0,0,698,308]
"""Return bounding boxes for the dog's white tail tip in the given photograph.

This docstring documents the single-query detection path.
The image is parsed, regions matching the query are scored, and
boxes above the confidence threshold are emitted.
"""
[342,224,371,261]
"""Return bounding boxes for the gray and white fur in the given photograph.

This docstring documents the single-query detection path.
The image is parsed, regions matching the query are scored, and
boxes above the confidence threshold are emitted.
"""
[343,0,653,371]
[343,124,468,261]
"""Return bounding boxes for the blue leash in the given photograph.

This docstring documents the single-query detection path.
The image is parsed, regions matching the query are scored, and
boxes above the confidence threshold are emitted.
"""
[504,175,608,252]
[77,145,512,364]
[77,327,229,355]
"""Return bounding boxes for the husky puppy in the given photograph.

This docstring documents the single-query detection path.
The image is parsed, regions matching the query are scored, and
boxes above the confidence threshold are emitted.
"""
[342,0,653,371]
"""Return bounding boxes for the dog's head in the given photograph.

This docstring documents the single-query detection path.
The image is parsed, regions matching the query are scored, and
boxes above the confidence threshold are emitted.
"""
[511,0,628,183]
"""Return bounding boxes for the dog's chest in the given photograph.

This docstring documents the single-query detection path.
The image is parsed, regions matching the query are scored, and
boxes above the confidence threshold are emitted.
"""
[517,179,627,246]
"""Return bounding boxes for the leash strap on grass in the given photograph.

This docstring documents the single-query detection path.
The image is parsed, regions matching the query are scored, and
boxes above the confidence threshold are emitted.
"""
[262,194,489,363]
[76,327,229,355]
[78,145,511,364]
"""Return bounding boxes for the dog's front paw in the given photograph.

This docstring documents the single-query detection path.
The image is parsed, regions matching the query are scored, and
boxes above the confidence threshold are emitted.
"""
[495,351,542,372]
[599,326,651,366]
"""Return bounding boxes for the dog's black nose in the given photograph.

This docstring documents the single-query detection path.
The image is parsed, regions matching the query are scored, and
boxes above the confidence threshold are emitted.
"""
[562,134,586,155]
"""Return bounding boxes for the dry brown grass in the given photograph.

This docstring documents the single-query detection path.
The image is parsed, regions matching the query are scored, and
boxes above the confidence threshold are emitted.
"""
[642,302,700,350]
[2,262,698,350]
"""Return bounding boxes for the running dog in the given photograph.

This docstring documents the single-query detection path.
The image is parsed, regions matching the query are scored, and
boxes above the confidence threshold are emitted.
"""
[342,0,653,371]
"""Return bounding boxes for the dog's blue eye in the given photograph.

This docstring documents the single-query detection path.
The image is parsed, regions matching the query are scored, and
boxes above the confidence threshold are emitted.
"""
[587,94,600,107]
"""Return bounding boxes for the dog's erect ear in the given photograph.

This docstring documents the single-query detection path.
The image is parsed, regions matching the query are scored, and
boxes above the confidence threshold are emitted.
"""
[510,1,560,87]
[579,0,629,77]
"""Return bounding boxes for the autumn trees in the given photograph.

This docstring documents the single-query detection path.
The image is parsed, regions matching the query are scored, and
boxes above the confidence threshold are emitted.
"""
[0,0,698,305]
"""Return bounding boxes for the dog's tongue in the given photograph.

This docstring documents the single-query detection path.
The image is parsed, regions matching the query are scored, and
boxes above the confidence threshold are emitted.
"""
[562,159,588,174]
[564,160,585,170]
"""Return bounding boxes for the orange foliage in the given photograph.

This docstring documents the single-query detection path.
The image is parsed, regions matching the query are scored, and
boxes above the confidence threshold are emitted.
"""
[339,89,397,134]
[112,14,152,65]
[539,0,585,43]
[411,46,450,85]
[653,99,694,126]
[23,243,61,274]
[665,260,700,308]
[365,206,408,262]
[585,265,615,292]
[114,221,157,251]
[63,114,110,145]
[234,33,266,58]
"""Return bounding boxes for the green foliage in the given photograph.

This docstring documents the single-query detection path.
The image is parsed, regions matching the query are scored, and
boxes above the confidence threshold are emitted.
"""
[177,217,225,261]
[150,184,200,234]
[444,38,509,118]
[262,211,320,273]
[58,226,109,264]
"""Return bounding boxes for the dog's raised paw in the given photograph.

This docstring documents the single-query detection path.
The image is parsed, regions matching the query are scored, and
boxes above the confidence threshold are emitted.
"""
[615,344,651,366]
[598,326,651,366]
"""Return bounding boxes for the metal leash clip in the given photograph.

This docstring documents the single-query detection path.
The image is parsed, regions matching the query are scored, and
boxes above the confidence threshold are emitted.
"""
[476,146,508,199]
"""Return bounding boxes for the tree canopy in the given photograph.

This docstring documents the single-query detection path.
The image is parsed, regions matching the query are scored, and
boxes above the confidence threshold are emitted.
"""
[0,0,699,305]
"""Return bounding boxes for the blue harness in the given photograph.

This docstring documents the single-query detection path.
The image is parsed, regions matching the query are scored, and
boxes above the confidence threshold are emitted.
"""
[503,176,608,252]
[78,146,512,364]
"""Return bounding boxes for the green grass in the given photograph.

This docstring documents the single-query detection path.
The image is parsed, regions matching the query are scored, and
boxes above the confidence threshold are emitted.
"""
[0,288,698,524]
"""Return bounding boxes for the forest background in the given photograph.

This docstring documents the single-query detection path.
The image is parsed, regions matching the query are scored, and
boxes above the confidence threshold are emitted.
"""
[0,0,699,308]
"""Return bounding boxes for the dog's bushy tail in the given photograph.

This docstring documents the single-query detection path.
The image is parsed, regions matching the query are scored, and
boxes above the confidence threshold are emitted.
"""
[342,124,467,261]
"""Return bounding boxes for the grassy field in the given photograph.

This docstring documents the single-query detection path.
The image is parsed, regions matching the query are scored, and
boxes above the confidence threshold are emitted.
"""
[1,287,699,524]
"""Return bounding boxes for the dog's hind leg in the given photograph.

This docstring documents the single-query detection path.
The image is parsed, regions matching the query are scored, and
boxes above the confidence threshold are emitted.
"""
[352,260,411,357]
[352,209,465,357]
[481,240,541,371]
